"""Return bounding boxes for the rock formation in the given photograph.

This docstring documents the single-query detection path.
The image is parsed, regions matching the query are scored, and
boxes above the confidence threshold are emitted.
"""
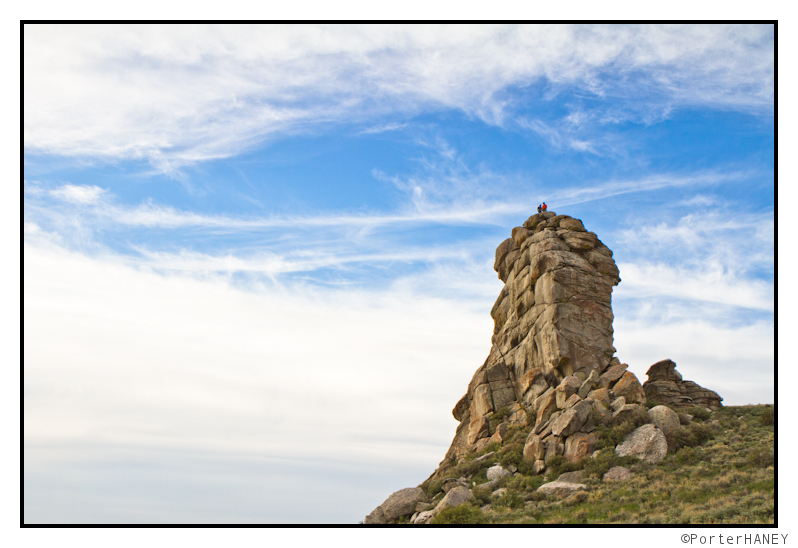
[363,212,725,524]
[432,211,639,479]
[642,359,722,409]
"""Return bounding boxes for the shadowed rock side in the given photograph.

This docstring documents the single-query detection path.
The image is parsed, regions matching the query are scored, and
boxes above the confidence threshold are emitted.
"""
[642,359,722,409]
[432,211,626,479]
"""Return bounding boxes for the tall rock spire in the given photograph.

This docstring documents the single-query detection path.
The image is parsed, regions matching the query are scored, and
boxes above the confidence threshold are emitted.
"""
[436,211,625,475]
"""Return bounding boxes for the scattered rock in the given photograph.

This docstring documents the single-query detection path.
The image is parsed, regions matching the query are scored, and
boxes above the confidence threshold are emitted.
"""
[380,487,426,521]
[556,376,582,408]
[523,432,545,461]
[551,400,592,437]
[364,505,387,524]
[588,387,611,408]
[602,466,632,481]
[564,393,582,409]
[433,486,475,514]
[612,403,647,423]
[615,424,668,463]
[599,363,628,389]
[564,432,597,463]
[487,464,512,481]
[612,371,647,405]
[412,510,435,524]
[647,405,680,437]
[557,470,585,483]
[441,478,469,493]
[678,413,693,425]
[537,481,587,497]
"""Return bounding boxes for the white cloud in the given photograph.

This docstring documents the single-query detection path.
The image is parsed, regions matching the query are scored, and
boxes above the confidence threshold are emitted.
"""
[616,261,773,312]
[24,240,492,464]
[48,184,107,204]
[24,24,773,169]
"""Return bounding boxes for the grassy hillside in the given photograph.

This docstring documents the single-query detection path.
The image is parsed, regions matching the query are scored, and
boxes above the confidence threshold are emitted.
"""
[419,405,774,525]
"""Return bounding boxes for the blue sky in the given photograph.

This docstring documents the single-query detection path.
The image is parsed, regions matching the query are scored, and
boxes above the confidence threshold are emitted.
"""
[23,24,774,526]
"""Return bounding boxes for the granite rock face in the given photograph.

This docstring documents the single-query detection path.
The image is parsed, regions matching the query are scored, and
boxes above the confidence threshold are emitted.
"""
[434,212,624,477]
[365,212,725,524]
[642,359,722,409]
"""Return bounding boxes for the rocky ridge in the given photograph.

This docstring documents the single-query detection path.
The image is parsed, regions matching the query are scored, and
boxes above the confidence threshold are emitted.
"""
[363,212,723,525]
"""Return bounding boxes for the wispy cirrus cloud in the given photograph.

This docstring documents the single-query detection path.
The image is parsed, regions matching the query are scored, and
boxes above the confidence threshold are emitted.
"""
[25,24,773,171]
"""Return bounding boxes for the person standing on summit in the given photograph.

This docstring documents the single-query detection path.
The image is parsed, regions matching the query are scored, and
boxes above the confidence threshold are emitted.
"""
[537,204,542,213]
[541,202,547,212]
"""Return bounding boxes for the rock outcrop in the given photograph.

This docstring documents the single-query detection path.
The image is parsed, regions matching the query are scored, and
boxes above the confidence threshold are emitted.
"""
[642,359,722,409]
[431,211,634,479]
[364,212,725,524]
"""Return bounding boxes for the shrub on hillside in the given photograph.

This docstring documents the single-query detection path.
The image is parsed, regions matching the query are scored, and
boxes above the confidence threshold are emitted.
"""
[760,406,774,426]
[670,422,716,451]
[684,407,712,421]
[430,503,487,524]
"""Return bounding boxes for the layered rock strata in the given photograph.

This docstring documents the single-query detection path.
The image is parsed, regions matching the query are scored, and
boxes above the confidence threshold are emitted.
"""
[642,359,722,409]
[432,211,646,480]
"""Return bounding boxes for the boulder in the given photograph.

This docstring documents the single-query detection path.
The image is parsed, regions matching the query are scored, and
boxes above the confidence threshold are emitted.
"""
[578,370,600,398]
[559,218,586,232]
[555,376,582,408]
[487,464,512,481]
[467,415,490,445]
[602,466,632,481]
[564,432,597,463]
[535,389,558,425]
[647,405,680,437]
[592,399,612,424]
[512,226,532,246]
[551,400,592,437]
[598,363,628,389]
[523,432,545,462]
[557,470,585,483]
[537,481,587,497]
[364,506,387,524]
[433,486,475,514]
[588,387,611,408]
[612,403,647,423]
[380,487,426,521]
[564,393,582,409]
[441,479,469,493]
[612,371,647,405]
[615,424,668,463]
[412,510,435,524]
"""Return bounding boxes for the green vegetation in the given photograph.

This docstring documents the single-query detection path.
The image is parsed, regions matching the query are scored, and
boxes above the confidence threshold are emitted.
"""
[418,405,773,525]
[430,502,487,524]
